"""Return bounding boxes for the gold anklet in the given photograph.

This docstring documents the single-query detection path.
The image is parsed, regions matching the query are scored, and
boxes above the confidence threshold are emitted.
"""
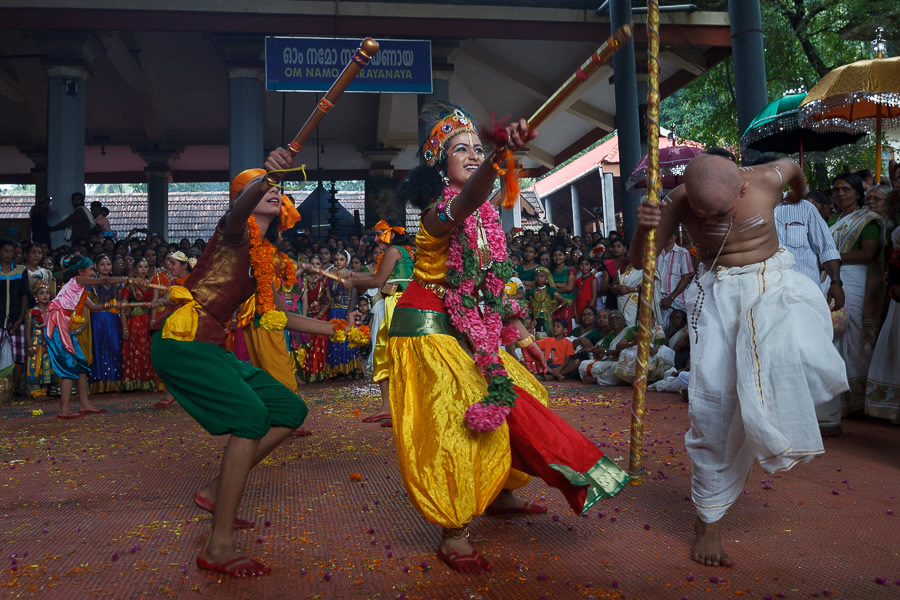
[443,525,470,539]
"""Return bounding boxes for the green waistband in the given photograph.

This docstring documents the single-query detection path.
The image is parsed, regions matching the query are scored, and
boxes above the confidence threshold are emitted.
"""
[388,307,456,337]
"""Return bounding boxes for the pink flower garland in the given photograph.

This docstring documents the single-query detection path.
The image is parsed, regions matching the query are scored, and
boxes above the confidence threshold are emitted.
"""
[441,187,525,432]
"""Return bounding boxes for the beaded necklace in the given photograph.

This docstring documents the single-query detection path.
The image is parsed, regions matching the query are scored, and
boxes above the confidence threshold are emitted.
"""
[689,213,736,343]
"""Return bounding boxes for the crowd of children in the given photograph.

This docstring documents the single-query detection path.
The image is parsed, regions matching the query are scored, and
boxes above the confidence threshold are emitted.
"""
[0,222,695,410]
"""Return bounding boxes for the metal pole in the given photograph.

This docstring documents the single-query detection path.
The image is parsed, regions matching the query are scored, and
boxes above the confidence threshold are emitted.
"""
[728,0,768,136]
[610,0,643,244]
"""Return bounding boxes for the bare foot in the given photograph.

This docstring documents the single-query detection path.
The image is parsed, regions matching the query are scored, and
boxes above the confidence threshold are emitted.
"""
[79,400,103,413]
[438,535,491,574]
[485,489,547,515]
[692,518,733,567]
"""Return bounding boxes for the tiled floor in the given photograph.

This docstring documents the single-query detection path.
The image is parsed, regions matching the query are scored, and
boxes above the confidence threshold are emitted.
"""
[1,382,897,599]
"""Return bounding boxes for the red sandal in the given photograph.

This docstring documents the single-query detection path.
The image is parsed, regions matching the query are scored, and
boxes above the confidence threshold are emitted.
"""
[192,493,255,529]
[484,500,548,516]
[196,555,270,577]
[437,547,492,574]
[362,413,391,423]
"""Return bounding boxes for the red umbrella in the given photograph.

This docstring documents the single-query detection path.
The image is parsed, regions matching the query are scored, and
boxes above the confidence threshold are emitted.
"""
[626,144,704,193]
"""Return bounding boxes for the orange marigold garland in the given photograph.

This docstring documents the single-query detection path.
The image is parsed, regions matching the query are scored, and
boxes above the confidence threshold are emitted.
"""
[249,216,288,331]
[329,318,348,343]
[70,290,88,329]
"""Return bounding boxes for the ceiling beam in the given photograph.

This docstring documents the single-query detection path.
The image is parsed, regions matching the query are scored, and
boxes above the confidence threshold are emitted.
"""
[661,49,705,76]
[525,144,555,169]
[100,32,164,143]
[0,44,46,143]
[568,101,615,131]
[554,128,608,166]
[0,6,733,44]
[460,42,614,131]
[0,69,24,102]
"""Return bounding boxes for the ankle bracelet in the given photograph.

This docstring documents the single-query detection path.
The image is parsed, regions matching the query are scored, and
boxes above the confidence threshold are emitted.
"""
[443,525,470,539]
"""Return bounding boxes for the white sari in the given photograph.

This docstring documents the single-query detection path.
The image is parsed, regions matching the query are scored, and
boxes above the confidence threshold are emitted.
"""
[617,266,662,327]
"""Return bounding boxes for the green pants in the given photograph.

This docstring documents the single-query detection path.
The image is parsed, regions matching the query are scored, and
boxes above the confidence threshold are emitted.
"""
[151,330,307,439]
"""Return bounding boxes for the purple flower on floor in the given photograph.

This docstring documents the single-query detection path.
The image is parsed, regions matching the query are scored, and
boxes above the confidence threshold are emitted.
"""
[323,572,331,581]
[686,574,695,582]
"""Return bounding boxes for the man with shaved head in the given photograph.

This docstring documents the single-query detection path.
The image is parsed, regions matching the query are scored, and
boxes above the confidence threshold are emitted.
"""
[631,154,849,568]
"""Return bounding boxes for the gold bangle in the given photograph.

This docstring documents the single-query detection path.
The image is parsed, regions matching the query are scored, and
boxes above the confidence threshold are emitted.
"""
[516,334,535,349]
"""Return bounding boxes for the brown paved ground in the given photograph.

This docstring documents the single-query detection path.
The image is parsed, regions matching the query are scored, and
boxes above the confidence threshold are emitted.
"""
[1,381,898,600]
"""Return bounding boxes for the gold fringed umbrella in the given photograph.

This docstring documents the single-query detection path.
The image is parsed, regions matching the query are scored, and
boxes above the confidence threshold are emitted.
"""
[628,0,662,485]
[799,28,900,182]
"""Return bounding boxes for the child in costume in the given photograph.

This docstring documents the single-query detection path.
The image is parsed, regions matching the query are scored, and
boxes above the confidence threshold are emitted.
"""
[526,266,565,336]
[87,254,123,393]
[324,250,361,378]
[120,258,157,392]
[300,256,330,382]
[45,255,132,418]
[24,281,58,398]
[150,154,361,578]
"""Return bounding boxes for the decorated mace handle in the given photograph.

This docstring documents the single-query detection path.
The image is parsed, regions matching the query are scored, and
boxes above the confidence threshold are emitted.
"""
[266,37,380,185]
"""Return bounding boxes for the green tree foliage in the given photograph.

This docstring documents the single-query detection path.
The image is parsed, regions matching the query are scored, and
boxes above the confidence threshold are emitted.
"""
[661,0,897,182]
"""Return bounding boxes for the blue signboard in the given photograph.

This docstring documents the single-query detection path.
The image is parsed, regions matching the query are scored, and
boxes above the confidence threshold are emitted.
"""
[265,37,432,94]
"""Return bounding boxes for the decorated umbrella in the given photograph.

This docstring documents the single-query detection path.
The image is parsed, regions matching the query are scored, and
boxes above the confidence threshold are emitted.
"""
[740,91,866,166]
[800,28,900,182]
[626,143,704,194]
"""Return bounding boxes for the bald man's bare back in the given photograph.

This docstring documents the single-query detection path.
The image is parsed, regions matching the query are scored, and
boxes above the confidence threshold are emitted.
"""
[652,157,808,269]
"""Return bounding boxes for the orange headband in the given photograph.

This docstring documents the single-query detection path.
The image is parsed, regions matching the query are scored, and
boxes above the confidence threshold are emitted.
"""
[230,168,301,232]
[374,219,404,244]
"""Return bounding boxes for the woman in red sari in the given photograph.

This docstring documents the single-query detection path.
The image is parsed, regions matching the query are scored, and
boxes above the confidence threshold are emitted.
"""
[120,258,156,391]
[300,256,330,382]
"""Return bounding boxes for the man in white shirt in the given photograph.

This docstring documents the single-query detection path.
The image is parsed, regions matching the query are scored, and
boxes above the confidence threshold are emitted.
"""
[656,234,694,328]
[773,198,842,290]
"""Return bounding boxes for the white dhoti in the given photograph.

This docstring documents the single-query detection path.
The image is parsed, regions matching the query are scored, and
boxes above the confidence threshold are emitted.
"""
[685,249,848,523]
[865,301,900,423]
[578,358,619,385]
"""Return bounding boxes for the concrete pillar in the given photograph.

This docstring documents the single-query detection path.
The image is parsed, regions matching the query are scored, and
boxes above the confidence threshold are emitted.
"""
[728,0,768,136]
[610,0,642,244]
[228,67,265,180]
[44,64,88,248]
[145,168,171,239]
[363,149,402,229]
[544,196,553,224]
[636,75,649,158]
[137,149,178,240]
[501,197,522,232]
[24,150,48,202]
[570,185,582,236]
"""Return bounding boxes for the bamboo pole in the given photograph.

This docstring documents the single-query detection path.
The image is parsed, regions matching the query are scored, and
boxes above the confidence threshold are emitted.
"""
[628,0,662,484]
